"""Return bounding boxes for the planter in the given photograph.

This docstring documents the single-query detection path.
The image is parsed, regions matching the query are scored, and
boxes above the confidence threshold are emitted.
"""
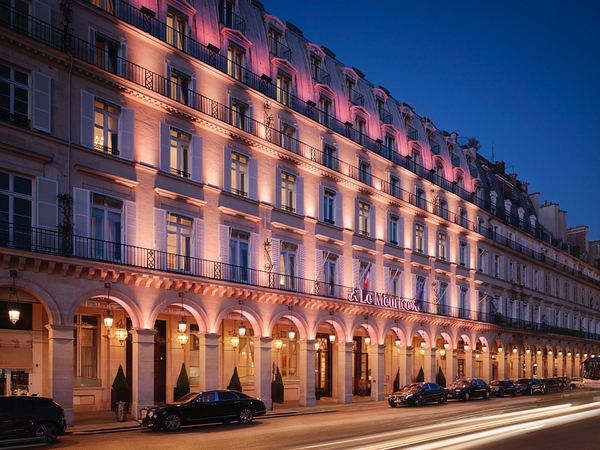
[111,389,129,412]
[271,382,284,403]
[174,386,190,402]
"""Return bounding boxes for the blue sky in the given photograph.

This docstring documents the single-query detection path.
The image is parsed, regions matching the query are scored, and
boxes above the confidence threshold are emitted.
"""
[259,0,600,242]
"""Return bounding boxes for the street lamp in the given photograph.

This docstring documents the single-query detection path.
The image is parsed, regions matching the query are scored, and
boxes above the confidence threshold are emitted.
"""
[6,270,20,325]
[288,306,296,340]
[177,292,187,334]
[328,313,335,343]
[103,282,114,331]
[364,316,371,346]
[114,319,128,345]
[238,301,247,337]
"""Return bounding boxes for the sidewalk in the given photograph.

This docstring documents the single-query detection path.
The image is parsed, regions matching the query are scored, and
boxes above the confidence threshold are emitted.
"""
[69,396,375,434]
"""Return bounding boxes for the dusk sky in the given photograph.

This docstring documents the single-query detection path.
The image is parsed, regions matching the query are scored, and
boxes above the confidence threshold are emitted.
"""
[259,0,600,242]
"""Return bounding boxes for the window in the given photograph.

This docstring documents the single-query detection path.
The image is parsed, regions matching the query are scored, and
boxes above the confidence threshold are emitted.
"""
[231,98,248,130]
[478,217,486,234]
[521,265,528,286]
[268,28,283,56]
[169,68,191,105]
[281,122,296,152]
[412,149,421,167]
[276,72,291,106]
[73,314,99,386]
[91,193,122,260]
[0,171,32,247]
[437,232,447,261]
[477,248,486,272]
[508,260,515,282]
[508,232,515,249]
[231,152,249,196]
[169,127,191,178]
[346,78,362,105]
[1,0,29,31]
[415,187,426,210]
[229,229,250,282]
[438,282,448,314]
[385,133,396,157]
[167,212,193,272]
[318,96,332,127]
[533,269,539,290]
[459,241,467,266]
[93,98,120,155]
[456,174,463,196]
[415,276,426,303]
[227,44,245,81]
[435,164,444,185]
[93,32,120,74]
[376,96,385,121]
[322,252,338,296]
[323,144,337,170]
[494,254,500,277]
[414,223,425,254]
[438,198,448,220]
[459,207,468,228]
[279,242,297,290]
[389,175,400,198]
[323,188,336,224]
[555,278,560,297]
[358,201,370,236]
[0,62,28,127]
[388,213,399,245]
[166,8,187,50]
[310,55,324,83]
[459,288,468,318]
[388,268,401,297]
[358,160,371,185]
[280,172,296,213]
[355,116,366,145]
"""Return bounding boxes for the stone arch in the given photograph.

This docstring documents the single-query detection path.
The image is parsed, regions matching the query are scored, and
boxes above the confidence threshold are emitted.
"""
[1,274,61,325]
[314,313,345,342]
[147,294,209,334]
[67,287,144,329]
[215,301,263,337]
[268,307,308,341]
[385,321,408,347]
[352,316,378,345]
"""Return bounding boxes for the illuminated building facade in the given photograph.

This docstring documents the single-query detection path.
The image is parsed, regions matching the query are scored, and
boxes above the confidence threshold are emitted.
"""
[1,0,599,425]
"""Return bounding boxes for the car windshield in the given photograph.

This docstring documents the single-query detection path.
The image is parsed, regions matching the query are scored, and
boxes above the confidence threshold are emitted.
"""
[516,379,531,385]
[401,384,422,393]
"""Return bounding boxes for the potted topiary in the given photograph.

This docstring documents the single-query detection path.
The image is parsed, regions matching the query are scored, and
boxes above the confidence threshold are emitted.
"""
[393,368,400,392]
[227,367,242,392]
[436,366,446,387]
[111,364,129,412]
[174,363,190,402]
[271,365,284,403]
[416,366,425,382]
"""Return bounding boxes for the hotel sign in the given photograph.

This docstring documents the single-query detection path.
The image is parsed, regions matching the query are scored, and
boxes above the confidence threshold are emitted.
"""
[347,287,420,312]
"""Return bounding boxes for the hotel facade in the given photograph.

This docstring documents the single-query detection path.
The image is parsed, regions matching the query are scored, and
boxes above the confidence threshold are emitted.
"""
[1,0,599,425]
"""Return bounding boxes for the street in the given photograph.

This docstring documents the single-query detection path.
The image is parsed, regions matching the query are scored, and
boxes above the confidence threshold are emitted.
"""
[45,391,600,450]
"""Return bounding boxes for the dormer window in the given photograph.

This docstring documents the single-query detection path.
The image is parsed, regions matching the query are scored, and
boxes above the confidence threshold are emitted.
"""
[346,78,363,106]
[167,8,188,50]
[276,72,291,106]
[219,0,245,34]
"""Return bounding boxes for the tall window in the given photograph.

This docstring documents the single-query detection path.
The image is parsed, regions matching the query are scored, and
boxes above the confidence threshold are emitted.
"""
[231,99,248,130]
[521,265,528,286]
[279,242,297,290]
[456,174,464,196]
[437,232,447,261]
[435,164,444,185]
[91,193,122,260]
[323,188,336,224]
[166,8,187,50]
[280,172,296,213]
[231,152,249,196]
[358,160,371,185]
[415,187,426,210]
[358,202,370,236]
[459,241,467,266]
[459,207,468,228]
[358,260,371,291]
[1,0,29,30]
[0,171,32,246]
[229,229,250,282]
[533,269,540,290]
[438,198,448,219]
[508,260,515,282]
[167,212,193,271]
[94,32,119,74]
[268,28,282,56]
[388,268,401,297]
[322,252,338,296]
[439,282,448,314]
[227,44,245,81]
[281,123,296,152]
[389,175,400,198]
[310,55,322,81]
[94,98,120,154]
[318,96,332,127]
[323,144,337,170]
[376,97,385,121]
[170,68,190,105]
[388,213,399,245]
[385,134,396,157]
[477,248,486,272]
[355,116,366,145]
[277,72,291,106]
[170,127,191,178]
[73,314,98,386]
[414,223,425,253]
[494,254,500,277]
[459,288,468,317]
[0,63,28,126]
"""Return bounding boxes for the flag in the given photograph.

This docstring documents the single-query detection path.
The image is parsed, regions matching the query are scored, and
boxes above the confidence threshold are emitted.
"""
[364,264,371,291]
[414,280,425,308]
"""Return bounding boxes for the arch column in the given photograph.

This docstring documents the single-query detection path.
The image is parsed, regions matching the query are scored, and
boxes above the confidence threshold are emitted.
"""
[46,324,76,426]
[523,352,532,378]
[298,340,316,406]
[566,355,573,377]
[254,337,273,410]
[497,351,507,380]
[464,350,474,378]
[398,346,412,385]
[198,333,220,390]
[444,348,456,383]
[423,347,435,382]
[130,328,157,420]
[370,344,385,401]
[337,341,353,404]
[481,352,492,382]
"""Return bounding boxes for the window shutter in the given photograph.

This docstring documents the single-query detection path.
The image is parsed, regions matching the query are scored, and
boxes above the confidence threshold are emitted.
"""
[335,191,343,227]
[219,225,229,263]
[119,107,134,160]
[298,244,306,280]
[194,218,205,261]
[223,148,232,192]
[271,238,280,274]
[191,134,203,183]
[33,71,51,133]
[384,268,390,294]
[370,204,376,238]
[153,208,166,251]
[337,255,345,287]
[73,188,90,238]
[352,258,359,287]
[354,198,359,233]
[160,122,171,173]
[275,167,282,208]
[371,264,377,292]
[80,91,95,148]
[36,177,57,230]
[315,249,323,282]
[423,225,429,255]
[251,232,260,284]
[318,185,324,222]
[124,200,137,247]
[119,42,128,78]
[190,76,197,108]
[249,157,258,201]
[296,176,304,216]
[398,216,405,247]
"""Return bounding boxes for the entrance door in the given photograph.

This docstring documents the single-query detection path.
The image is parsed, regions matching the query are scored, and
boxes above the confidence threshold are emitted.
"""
[315,334,332,397]
[353,337,369,395]
[154,320,167,403]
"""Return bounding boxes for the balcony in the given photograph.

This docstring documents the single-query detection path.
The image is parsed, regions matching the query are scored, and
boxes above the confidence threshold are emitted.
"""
[219,5,245,35]
[268,37,291,62]
[312,66,331,86]
[348,87,364,106]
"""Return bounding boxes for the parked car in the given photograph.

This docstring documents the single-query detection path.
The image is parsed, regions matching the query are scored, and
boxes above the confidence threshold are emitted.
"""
[515,378,545,395]
[446,378,491,401]
[489,380,518,397]
[139,390,267,431]
[388,382,447,407]
[571,377,584,389]
[554,376,571,391]
[541,378,561,393]
[0,396,67,443]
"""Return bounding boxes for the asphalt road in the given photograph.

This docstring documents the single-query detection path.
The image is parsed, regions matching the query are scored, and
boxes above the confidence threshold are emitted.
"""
[41,390,600,450]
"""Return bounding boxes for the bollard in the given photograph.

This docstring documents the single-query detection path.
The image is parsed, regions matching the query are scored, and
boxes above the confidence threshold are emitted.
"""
[116,401,127,422]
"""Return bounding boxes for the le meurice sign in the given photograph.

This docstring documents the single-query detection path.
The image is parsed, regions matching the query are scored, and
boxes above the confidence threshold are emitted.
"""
[347,287,420,312]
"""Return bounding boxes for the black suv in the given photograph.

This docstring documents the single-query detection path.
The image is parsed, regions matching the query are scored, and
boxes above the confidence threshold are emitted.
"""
[446,378,491,401]
[515,378,544,395]
[489,380,518,397]
[0,396,67,443]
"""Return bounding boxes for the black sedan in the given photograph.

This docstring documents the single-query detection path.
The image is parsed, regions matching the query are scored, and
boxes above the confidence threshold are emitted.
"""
[388,382,447,407]
[0,396,67,443]
[489,380,518,397]
[541,378,561,393]
[139,390,267,431]
[515,378,544,395]
[446,378,491,401]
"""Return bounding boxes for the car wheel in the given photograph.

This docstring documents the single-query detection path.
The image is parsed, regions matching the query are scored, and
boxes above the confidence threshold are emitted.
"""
[389,403,398,408]
[438,394,447,404]
[33,422,59,443]
[463,392,470,401]
[499,390,504,398]
[238,408,254,424]
[484,390,490,400]
[413,397,423,407]
[163,413,181,431]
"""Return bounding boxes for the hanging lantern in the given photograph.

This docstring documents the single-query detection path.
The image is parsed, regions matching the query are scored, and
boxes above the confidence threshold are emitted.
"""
[103,283,114,331]
[6,270,20,325]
